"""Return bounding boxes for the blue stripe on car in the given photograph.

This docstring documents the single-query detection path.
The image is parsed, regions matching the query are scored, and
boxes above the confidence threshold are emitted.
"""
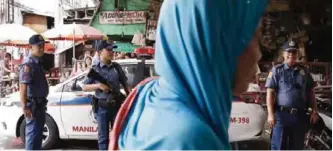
[52,96,91,105]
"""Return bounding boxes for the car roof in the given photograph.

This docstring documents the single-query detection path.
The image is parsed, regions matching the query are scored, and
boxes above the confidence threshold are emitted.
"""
[115,59,155,64]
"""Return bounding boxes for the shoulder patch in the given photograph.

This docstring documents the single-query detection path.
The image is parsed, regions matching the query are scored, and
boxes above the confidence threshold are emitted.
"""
[23,65,30,73]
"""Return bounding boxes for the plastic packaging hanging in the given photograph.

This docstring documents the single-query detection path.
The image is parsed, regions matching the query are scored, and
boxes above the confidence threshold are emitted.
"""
[12,47,20,60]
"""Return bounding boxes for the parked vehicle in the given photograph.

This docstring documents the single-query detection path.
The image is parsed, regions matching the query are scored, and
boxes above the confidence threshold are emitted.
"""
[0,59,266,149]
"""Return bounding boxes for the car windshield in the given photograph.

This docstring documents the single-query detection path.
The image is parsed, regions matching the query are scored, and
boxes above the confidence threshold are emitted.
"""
[122,63,156,88]
[64,62,157,92]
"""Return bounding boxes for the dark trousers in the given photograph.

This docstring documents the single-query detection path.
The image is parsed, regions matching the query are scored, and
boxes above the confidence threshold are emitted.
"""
[25,102,46,150]
[271,111,307,150]
[95,107,116,150]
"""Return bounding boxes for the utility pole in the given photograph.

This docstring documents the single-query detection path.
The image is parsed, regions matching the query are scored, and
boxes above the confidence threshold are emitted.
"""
[54,0,59,27]
[54,0,63,27]
[59,0,63,25]
[0,0,5,24]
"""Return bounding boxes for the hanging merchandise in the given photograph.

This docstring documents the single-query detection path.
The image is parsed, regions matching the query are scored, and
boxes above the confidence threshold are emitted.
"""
[92,51,100,65]
[260,14,277,52]
[147,28,156,41]
[300,13,311,25]
[140,37,146,47]
[132,31,145,46]
[146,20,157,41]
[297,43,307,62]
[12,47,20,60]
[23,48,29,59]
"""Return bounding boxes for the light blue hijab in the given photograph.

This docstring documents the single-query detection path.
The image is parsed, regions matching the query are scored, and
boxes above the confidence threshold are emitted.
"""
[119,0,267,149]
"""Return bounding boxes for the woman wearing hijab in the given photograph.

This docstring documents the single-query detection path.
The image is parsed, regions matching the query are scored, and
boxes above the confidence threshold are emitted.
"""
[109,0,268,150]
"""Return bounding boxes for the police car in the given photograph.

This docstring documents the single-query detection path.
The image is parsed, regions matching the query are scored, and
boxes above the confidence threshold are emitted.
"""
[0,58,266,149]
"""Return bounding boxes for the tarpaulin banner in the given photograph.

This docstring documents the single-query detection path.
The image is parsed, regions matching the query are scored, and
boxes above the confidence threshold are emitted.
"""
[99,11,147,24]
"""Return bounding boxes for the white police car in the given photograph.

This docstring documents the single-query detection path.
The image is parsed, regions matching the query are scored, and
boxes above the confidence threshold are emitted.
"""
[0,59,266,149]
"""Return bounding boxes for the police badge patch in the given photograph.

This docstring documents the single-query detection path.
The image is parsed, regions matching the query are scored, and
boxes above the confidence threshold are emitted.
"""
[23,65,30,72]
[289,41,295,47]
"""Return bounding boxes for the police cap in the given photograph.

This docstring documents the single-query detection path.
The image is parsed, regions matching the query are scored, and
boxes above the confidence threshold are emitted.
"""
[96,40,118,51]
[282,40,298,52]
[29,34,46,45]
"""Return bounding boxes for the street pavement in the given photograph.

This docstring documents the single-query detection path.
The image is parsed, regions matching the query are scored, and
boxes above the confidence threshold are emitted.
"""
[0,128,98,150]
[0,128,270,150]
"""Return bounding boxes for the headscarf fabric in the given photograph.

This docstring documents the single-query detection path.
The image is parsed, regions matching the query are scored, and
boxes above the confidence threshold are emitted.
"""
[115,0,268,149]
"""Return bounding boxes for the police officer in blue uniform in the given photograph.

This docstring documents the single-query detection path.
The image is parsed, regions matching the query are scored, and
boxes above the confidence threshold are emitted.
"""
[82,40,129,150]
[19,34,49,150]
[266,40,318,150]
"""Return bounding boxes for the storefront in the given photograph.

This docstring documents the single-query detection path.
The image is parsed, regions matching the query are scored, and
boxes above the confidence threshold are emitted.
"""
[252,0,332,91]
[90,0,162,52]
[260,0,331,62]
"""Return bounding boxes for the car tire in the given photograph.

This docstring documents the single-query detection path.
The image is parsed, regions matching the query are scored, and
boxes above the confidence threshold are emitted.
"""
[231,142,240,150]
[19,115,59,150]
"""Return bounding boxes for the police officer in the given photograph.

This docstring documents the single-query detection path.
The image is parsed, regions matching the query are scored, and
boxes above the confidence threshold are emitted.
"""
[82,40,129,150]
[19,34,49,150]
[266,40,318,150]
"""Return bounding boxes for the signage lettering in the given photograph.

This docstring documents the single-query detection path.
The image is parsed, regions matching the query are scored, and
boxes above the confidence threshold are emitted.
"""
[72,126,98,132]
[99,11,147,24]
[229,117,250,124]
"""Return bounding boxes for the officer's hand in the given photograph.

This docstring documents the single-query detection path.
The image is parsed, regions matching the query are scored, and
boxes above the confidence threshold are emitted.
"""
[310,111,318,124]
[99,83,110,92]
[267,114,275,128]
[23,107,33,119]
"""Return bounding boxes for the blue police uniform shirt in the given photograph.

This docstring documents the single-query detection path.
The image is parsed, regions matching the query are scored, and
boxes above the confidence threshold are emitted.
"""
[83,61,124,100]
[265,63,315,109]
[19,55,49,98]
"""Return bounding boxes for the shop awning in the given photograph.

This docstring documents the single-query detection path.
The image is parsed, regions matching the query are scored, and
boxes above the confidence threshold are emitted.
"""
[113,42,141,53]
[54,41,83,54]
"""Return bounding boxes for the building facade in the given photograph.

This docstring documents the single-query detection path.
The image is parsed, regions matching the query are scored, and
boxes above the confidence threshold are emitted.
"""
[90,0,162,38]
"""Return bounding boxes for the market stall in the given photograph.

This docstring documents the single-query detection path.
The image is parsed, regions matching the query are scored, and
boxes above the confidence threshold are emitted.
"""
[0,24,37,97]
[42,23,106,82]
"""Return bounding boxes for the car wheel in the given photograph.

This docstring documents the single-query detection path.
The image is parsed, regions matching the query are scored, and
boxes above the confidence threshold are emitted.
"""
[20,115,59,149]
[231,142,240,150]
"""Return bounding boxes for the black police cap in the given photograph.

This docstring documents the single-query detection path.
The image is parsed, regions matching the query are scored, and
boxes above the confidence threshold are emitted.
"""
[282,40,298,52]
[29,34,46,45]
[96,40,118,51]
